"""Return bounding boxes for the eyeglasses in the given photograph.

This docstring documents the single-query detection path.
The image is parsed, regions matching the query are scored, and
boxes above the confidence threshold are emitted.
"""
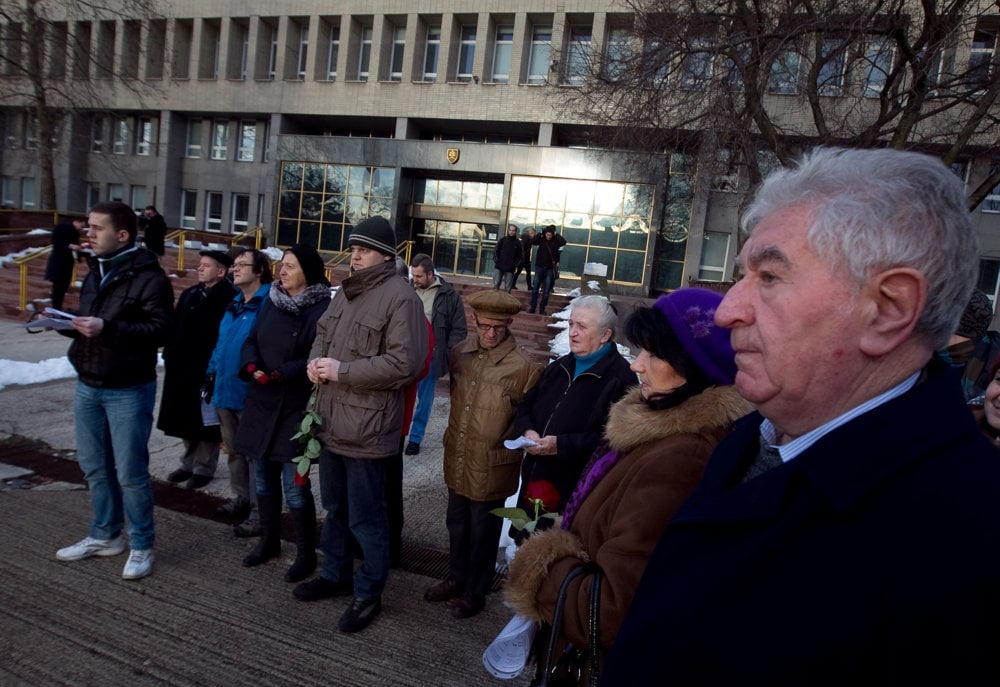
[476,321,507,334]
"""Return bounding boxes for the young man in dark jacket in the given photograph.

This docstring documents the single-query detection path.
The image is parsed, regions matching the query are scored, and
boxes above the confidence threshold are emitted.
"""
[492,224,522,292]
[55,201,174,581]
[529,225,566,315]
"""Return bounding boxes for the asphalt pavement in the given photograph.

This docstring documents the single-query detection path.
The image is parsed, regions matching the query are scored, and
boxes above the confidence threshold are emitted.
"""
[0,317,531,686]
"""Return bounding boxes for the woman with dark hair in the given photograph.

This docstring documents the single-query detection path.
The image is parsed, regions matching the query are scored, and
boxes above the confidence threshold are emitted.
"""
[971,358,1000,447]
[234,244,330,583]
[505,288,753,679]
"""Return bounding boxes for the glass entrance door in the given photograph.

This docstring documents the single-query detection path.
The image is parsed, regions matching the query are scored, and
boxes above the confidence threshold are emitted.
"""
[414,219,496,277]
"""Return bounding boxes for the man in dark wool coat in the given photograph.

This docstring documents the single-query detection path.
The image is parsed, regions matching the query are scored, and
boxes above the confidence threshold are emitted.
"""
[159,249,237,489]
[603,147,1000,686]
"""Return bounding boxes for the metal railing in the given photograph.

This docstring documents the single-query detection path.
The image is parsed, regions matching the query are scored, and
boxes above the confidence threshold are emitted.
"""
[228,225,265,250]
[13,245,59,310]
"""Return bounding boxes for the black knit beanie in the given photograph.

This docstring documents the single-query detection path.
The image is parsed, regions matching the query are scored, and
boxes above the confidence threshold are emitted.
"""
[348,216,397,256]
[286,243,330,287]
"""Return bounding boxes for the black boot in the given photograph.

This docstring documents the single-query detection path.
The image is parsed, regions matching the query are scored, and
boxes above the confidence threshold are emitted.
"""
[243,493,281,567]
[285,501,317,583]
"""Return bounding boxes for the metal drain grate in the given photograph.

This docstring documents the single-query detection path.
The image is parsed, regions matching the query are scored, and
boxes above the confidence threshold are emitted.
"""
[397,541,508,592]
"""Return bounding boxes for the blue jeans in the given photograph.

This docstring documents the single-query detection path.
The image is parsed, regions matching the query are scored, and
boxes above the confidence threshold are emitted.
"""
[74,380,157,550]
[407,362,437,445]
[253,459,311,509]
[319,450,389,600]
[530,266,555,312]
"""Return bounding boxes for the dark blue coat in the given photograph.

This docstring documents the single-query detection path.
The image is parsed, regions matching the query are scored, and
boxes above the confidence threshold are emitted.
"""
[603,358,1000,686]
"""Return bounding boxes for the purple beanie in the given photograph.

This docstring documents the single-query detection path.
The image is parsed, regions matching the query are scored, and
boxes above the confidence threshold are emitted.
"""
[652,288,737,387]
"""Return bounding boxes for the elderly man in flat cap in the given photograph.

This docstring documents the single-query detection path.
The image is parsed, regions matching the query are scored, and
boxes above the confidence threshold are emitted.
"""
[424,290,542,619]
[159,249,237,489]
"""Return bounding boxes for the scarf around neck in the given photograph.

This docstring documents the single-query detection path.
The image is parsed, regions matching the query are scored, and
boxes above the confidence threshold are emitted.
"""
[269,282,330,314]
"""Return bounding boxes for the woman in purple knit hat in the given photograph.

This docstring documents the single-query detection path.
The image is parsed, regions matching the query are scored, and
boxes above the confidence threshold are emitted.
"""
[504,288,753,681]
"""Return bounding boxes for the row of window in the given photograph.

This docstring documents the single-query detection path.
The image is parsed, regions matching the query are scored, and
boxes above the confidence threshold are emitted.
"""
[262,15,576,86]
[4,13,993,97]
[0,13,601,87]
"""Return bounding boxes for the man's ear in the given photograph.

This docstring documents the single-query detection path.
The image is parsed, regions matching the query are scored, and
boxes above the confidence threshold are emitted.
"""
[859,267,926,357]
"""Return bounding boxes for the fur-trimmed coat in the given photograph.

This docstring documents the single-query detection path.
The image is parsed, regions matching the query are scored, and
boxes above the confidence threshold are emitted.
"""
[505,385,752,667]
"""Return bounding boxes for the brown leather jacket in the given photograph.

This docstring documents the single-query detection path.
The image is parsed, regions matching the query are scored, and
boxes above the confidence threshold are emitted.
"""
[443,333,542,501]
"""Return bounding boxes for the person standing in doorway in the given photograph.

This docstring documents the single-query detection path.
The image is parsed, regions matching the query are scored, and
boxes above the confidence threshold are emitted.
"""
[529,225,566,315]
[492,224,522,293]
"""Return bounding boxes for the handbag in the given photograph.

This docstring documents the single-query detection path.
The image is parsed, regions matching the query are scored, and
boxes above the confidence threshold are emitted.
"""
[531,561,603,687]
[553,263,560,281]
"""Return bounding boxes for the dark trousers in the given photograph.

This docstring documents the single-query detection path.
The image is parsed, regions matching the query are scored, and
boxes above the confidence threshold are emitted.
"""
[446,489,504,597]
[512,262,531,290]
[50,270,73,310]
[386,439,404,562]
[319,450,389,601]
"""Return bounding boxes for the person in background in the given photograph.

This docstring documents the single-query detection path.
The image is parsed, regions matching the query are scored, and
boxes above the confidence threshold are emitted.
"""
[506,288,751,679]
[493,224,522,293]
[160,250,237,490]
[55,201,174,580]
[511,227,536,291]
[423,290,541,619]
[512,295,636,520]
[939,287,1000,402]
[205,248,272,535]
[46,217,86,310]
[234,245,330,584]
[141,206,166,258]
[404,253,467,456]
[385,256,434,566]
[604,146,1000,685]
[528,225,566,315]
[972,358,1000,447]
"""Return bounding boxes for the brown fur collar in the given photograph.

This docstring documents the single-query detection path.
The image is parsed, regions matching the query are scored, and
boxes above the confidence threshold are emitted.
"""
[603,385,753,454]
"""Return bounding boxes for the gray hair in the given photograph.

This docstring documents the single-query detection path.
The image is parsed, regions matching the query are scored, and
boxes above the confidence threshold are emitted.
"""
[571,295,617,335]
[742,146,978,349]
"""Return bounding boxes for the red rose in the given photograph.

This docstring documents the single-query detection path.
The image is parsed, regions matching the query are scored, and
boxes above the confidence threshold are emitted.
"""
[524,480,560,514]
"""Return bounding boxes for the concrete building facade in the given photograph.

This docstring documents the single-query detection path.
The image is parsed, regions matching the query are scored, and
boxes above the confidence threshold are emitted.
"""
[1,1,998,299]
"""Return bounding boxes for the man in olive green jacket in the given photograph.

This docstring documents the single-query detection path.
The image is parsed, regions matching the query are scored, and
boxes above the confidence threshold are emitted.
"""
[296,217,427,635]
[423,290,541,619]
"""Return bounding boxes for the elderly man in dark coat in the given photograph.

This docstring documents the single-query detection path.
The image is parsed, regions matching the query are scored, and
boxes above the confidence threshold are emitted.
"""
[158,250,237,489]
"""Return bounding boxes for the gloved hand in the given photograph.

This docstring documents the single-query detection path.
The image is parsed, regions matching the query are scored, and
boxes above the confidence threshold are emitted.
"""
[247,364,281,385]
[200,374,215,403]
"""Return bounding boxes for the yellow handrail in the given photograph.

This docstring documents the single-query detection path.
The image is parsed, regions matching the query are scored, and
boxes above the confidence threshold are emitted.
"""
[13,246,51,310]
[166,229,186,270]
[229,225,265,250]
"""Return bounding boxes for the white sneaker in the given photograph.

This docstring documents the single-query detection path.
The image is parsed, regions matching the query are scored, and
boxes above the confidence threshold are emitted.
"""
[122,549,155,580]
[56,536,127,561]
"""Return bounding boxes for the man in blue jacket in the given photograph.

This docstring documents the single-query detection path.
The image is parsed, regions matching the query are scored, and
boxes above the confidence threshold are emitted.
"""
[604,147,1000,685]
[205,248,272,536]
[55,201,174,580]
